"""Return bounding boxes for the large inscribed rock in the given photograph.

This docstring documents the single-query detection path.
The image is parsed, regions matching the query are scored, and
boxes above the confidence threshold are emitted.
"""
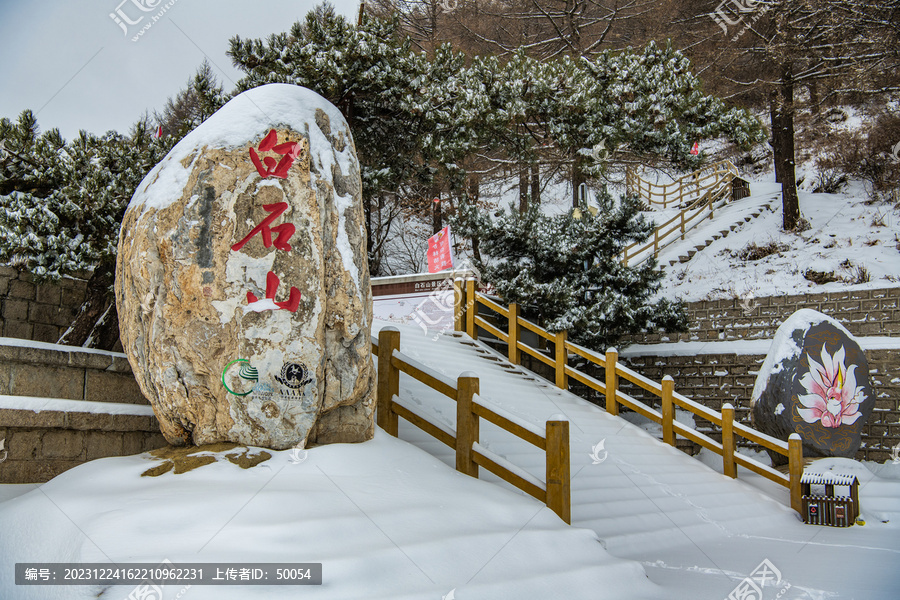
[751,309,875,463]
[116,84,374,450]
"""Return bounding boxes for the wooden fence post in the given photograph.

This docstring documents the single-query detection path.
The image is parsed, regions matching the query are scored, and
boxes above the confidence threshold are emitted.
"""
[789,433,804,514]
[466,278,476,339]
[377,327,400,436]
[722,403,736,478]
[456,372,480,478]
[453,277,464,332]
[555,330,568,390]
[661,376,675,447]
[680,211,685,240]
[508,302,520,365]
[546,419,571,524]
[605,348,618,416]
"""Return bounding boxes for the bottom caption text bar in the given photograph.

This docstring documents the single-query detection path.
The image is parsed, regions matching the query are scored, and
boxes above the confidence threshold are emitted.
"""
[16,563,322,585]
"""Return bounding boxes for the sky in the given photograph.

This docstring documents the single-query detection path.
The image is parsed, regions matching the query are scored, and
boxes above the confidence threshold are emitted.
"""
[0,0,361,140]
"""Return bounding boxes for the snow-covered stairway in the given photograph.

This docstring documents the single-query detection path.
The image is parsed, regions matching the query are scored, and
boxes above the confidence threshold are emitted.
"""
[657,192,778,267]
[372,320,798,557]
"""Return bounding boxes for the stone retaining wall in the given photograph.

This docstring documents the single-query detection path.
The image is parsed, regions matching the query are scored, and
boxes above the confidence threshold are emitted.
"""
[624,287,900,344]
[0,339,145,404]
[0,266,88,344]
[0,339,163,484]
[0,408,164,483]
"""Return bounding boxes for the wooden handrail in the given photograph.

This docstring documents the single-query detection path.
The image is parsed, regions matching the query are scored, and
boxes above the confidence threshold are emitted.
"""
[391,349,457,399]
[621,160,742,266]
[626,160,738,208]
[622,184,731,266]
[375,326,571,523]
[462,290,804,514]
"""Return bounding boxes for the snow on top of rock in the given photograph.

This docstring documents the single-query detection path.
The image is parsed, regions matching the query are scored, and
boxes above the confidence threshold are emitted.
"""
[750,308,856,407]
[128,83,362,289]
[128,84,355,213]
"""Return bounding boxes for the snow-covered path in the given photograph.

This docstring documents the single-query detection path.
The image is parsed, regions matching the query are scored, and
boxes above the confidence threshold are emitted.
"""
[377,320,900,599]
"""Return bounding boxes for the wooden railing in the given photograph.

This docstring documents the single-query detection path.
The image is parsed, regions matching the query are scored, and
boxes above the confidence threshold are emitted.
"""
[372,327,571,523]
[625,159,739,209]
[458,282,804,514]
[621,183,731,266]
[621,159,747,266]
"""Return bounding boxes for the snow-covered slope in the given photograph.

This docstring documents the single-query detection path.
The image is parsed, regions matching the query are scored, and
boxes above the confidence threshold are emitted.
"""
[659,180,899,302]
[0,432,662,600]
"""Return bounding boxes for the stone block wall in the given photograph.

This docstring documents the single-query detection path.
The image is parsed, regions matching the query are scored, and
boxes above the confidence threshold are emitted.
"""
[0,339,164,484]
[612,286,900,462]
[624,287,900,344]
[0,339,146,404]
[0,266,88,344]
[0,410,165,484]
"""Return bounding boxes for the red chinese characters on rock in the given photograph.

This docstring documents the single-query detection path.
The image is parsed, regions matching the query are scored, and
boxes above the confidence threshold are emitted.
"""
[246,271,301,313]
[250,129,303,179]
[231,202,295,252]
[232,130,304,313]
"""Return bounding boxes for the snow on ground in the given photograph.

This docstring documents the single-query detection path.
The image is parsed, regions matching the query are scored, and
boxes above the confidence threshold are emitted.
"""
[372,291,454,334]
[659,178,899,303]
[2,320,899,598]
[0,430,662,600]
[373,320,900,599]
[0,336,127,358]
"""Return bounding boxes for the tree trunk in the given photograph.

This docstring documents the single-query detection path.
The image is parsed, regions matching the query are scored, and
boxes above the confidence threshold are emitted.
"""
[808,81,820,114]
[769,94,783,184]
[518,167,529,212]
[530,161,541,207]
[364,194,373,259]
[467,174,482,263]
[772,62,800,230]
[57,264,120,351]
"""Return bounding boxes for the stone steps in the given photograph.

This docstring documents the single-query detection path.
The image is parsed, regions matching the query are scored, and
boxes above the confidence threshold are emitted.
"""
[381,321,795,556]
[669,201,773,266]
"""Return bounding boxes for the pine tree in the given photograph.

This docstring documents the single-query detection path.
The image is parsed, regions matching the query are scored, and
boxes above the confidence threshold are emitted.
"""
[154,60,228,139]
[453,188,688,351]
[0,111,177,347]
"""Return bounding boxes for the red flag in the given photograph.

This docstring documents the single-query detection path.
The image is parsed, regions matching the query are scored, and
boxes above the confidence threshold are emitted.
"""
[427,226,454,273]
[690,141,699,155]
[154,125,162,139]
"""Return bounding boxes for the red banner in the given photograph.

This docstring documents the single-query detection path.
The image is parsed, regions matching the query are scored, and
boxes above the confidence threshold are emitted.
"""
[427,226,454,273]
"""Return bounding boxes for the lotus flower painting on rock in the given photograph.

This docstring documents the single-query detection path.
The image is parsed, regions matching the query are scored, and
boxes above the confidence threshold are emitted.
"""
[797,345,866,428]
[751,309,875,461]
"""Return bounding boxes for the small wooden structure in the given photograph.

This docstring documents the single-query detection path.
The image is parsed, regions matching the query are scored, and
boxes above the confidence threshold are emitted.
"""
[800,471,859,527]
[731,177,751,201]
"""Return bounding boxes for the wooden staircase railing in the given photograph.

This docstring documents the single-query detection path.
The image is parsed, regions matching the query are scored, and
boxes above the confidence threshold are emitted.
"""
[373,327,572,523]
[621,184,731,266]
[621,160,748,267]
[455,279,804,515]
[625,159,740,209]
